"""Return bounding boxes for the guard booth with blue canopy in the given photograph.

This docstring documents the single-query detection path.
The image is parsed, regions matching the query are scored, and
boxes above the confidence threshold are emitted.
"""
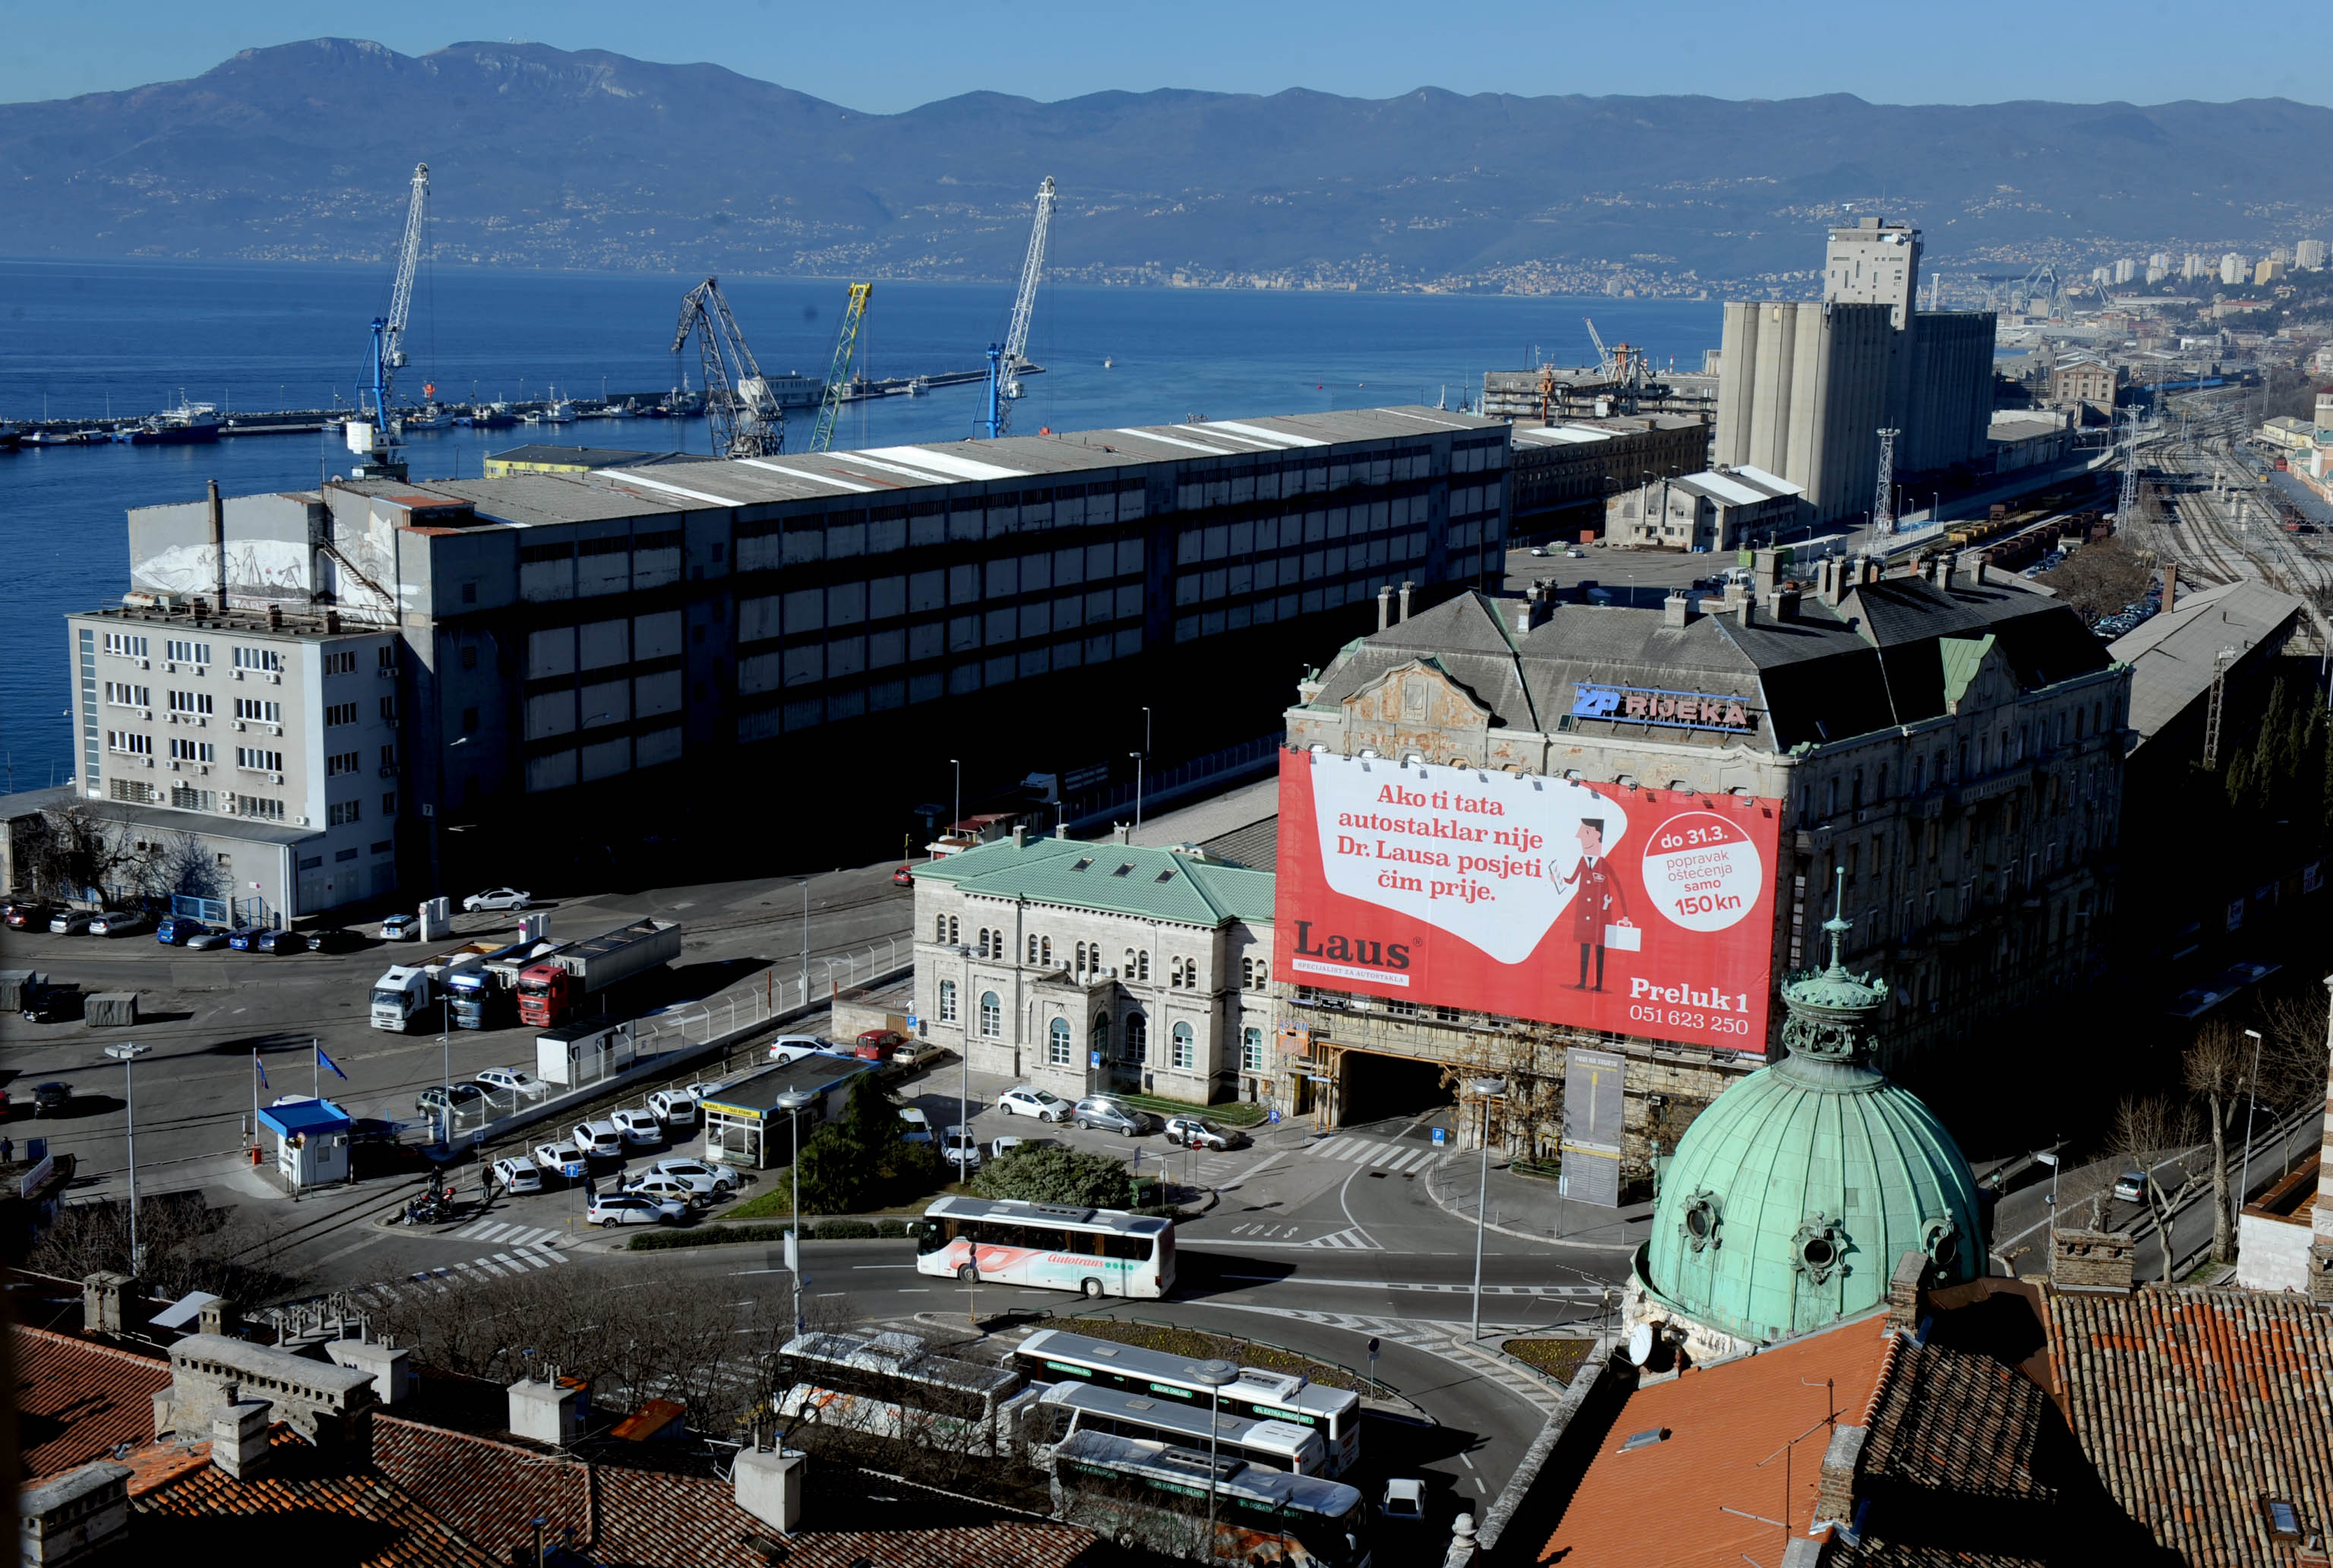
[258,1098,352,1190]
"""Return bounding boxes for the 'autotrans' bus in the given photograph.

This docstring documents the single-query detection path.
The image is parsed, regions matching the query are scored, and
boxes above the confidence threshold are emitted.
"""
[913,1196,1174,1299]
[773,1329,1034,1456]
[1049,1430,1370,1568]
[1023,1380,1326,1476]
[1013,1327,1363,1477]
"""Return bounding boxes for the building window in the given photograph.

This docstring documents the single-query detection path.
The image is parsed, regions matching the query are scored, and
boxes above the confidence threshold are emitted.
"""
[107,731,153,757]
[1027,934,1040,965]
[324,702,358,727]
[164,639,209,665]
[168,738,214,763]
[1242,1027,1265,1073]
[381,793,397,817]
[935,915,950,943]
[978,991,1001,1038]
[1171,1022,1195,1070]
[233,646,284,672]
[1124,1011,1147,1064]
[1040,936,1052,966]
[1091,1015,1111,1060]
[327,801,362,827]
[1048,1018,1073,1066]
[236,746,283,773]
[937,980,958,1023]
[327,751,361,776]
[104,681,150,707]
[322,651,357,675]
[166,691,212,716]
[102,632,149,658]
[235,697,283,723]
[235,794,285,821]
[945,915,959,945]
[169,785,216,811]
[379,696,397,722]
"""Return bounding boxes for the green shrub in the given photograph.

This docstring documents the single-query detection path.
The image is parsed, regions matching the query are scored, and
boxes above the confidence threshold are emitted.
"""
[812,1218,877,1239]
[1113,1092,1269,1127]
[627,1223,795,1252]
[875,1218,909,1238]
[975,1142,1137,1209]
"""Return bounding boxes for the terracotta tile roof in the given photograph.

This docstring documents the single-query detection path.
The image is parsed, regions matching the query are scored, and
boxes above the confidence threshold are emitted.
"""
[371,1415,602,1563]
[2046,1286,2333,1567]
[1857,1339,2053,1500]
[128,1430,497,1566]
[767,1522,1096,1568]
[1538,1315,1896,1566]
[11,1324,173,1479]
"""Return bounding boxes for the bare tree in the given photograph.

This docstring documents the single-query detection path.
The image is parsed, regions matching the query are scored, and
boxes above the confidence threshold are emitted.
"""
[2183,1023,2245,1263]
[2039,537,2157,624]
[28,1193,297,1304]
[136,829,226,906]
[2107,1094,2207,1284]
[2259,988,2331,1114]
[17,806,135,902]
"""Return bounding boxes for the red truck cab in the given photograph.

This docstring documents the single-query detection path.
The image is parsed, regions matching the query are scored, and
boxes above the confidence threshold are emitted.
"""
[517,962,580,1028]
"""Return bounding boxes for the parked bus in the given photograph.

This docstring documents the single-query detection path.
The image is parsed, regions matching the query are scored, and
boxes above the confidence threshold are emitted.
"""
[1013,1326,1362,1477]
[912,1195,1174,1299]
[1023,1380,1326,1476]
[1049,1430,1370,1568]
[774,1329,1034,1455]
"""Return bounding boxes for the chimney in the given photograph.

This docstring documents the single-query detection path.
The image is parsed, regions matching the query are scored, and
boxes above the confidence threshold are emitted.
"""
[1936,556,1958,593]
[1113,823,1132,846]
[19,1461,133,1567]
[1377,584,1394,631]
[1662,593,1691,629]
[1737,596,1758,628]
[1819,557,1850,607]
[2050,1228,2136,1293]
[1011,824,1027,849]
[1772,588,1800,622]
[1811,1424,1868,1534]
[266,602,283,631]
[734,1440,808,1535]
[210,1386,274,1480]
[1399,580,1415,621]
[81,1271,146,1334]
[1886,1252,1931,1333]
[327,1337,416,1406]
[507,1374,588,1446]
[1971,558,1990,587]
[1753,547,1785,593]
[196,1296,237,1338]
[2161,562,2179,614]
[324,609,341,634]
[1052,821,1069,839]
[207,478,226,609]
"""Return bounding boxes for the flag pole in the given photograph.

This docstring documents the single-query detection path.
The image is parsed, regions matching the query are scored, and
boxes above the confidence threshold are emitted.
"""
[314,1037,321,1099]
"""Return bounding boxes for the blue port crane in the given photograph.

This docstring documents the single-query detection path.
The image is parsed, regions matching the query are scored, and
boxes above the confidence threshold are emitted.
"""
[809,283,874,454]
[349,163,429,479]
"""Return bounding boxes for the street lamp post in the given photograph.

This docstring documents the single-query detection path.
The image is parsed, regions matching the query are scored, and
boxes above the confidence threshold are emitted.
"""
[1131,751,1145,834]
[798,878,811,1008]
[776,1090,814,1335]
[2035,1149,2060,1238]
[1187,1358,1239,1563]
[1467,1076,1508,1342]
[103,1042,152,1273]
[2240,1028,2264,1212]
[950,757,961,846]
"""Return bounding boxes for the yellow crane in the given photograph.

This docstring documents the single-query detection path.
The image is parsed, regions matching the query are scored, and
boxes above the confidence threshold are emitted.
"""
[809,283,873,454]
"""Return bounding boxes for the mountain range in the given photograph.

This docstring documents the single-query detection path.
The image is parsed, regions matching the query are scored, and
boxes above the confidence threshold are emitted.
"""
[5,38,2332,291]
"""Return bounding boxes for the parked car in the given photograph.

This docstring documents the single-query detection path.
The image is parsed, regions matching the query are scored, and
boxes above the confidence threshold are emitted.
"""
[853,1029,906,1061]
[46,911,93,936]
[1528,545,1550,557]
[31,1082,72,1116]
[2112,1170,2148,1204]
[767,1035,835,1065]
[254,928,309,954]
[891,865,915,887]
[463,887,533,913]
[647,1089,698,1127]
[491,1156,543,1194]
[24,985,81,1024]
[1383,1478,1427,1523]
[3,900,54,930]
[940,1127,983,1173]
[623,1173,703,1207]
[184,929,232,951]
[226,925,266,950]
[476,1067,548,1100]
[416,1083,488,1118]
[1072,1097,1152,1136]
[90,910,150,937]
[897,1107,934,1144]
[381,913,419,941]
[1566,547,1585,558]
[307,928,366,953]
[643,1157,736,1197]
[997,1086,1070,1124]
[991,1133,1057,1159]
[891,1040,948,1071]
[154,915,211,945]
[587,1191,685,1228]
[1162,1114,1246,1152]
[571,1120,625,1160]
[611,1108,663,1146]
[533,1142,589,1181]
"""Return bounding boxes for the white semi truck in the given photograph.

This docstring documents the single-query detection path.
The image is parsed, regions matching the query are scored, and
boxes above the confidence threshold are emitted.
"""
[368,942,497,1031]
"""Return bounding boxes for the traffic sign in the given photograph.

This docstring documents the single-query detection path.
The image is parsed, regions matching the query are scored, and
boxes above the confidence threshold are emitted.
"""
[1432,1127,1446,1147]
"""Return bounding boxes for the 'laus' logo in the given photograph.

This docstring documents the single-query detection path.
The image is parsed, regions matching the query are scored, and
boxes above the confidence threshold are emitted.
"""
[1293,921,1411,971]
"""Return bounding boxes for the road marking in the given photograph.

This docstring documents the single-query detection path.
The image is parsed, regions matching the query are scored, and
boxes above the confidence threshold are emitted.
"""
[460,1221,512,1241]
[1218,1149,1290,1193]
[1459,1453,1476,1469]
[852,1264,917,1270]
[471,1258,510,1277]
[494,1252,538,1272]
[1314,1138,1355,1161]
[526,1244,569,1265]
[899,1288,931,1294]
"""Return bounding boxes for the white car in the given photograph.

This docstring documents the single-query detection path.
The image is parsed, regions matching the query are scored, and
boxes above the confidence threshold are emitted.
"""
[767,1035,833,1064]
[571,1120,624,1159]
[623,1172,703,1206]
[586,1192,684,1228]
[941,1127,983,1173]
[381,912,419,941]
[997,1086,1070,1124]
[1383,1478,1427,1522]
[644,1158,738,1197]
[476,1067,548,1099]
[463,887,533,913]
[611,1108,663,1146]
[533,1142,587,1180]
[648,1089,697,1127]
[491,1156,543,1194]
[898,1107,933,1144]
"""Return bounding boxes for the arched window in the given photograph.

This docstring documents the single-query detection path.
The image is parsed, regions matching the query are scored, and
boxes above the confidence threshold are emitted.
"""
[1041,937,1052,966]
[947,916,959,946]
[975,928,989,959]
[1241,957,1254,989]
[1168,957,1186,989]
[1242,1027,1265,1073]
[978,991,1001,1038]
[1091,1014,1111,1059]
[1136,950,1150,982]
[1027,934,1039,965]
[1048,1016,1073,1065]
[937,980,958,1023]
[935,915,949,942]
[1171,1021,1195,1070]
[1074,942,1088,974]
[1124,947,1136,977]
[1123,1011,1147,1064]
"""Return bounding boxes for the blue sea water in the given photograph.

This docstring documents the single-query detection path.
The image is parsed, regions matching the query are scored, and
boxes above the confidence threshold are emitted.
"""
[0,258,1721,785]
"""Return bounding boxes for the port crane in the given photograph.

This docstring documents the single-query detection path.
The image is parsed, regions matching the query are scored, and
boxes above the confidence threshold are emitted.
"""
[808,283,873,454]
[672,277,783,458]
[987,175,1057,435]
[349,161,429,479]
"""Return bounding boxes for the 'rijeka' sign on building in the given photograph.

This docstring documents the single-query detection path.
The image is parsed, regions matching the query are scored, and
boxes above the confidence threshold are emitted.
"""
[1272,749,1782,1052]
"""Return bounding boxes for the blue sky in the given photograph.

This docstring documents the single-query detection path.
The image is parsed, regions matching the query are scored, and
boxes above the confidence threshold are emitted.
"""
[0,0,2308,111]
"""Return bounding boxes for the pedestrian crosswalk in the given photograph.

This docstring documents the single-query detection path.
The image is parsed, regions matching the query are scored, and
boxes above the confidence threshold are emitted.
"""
[450,1219,574,1250]
[1309,1136,1445,1174]
[336,1239,571,1309]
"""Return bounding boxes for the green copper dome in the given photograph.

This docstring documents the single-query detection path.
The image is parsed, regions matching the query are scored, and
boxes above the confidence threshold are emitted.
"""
[1636,895,1983,1345]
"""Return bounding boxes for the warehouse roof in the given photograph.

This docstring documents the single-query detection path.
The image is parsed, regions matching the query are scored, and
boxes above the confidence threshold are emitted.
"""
[915,833,1274,928]
[2108,579,2306,742]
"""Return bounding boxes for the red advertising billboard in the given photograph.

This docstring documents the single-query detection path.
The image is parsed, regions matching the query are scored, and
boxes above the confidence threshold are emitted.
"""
[1272,749,1782,1053]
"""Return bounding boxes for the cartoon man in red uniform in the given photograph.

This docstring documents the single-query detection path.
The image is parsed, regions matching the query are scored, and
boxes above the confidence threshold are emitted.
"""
[1560,817,1633,991]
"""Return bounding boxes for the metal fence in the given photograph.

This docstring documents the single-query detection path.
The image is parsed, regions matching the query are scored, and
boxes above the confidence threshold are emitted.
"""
[630,938,912,1056]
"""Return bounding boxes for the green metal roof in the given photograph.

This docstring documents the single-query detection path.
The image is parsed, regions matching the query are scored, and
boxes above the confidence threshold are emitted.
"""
[914,836,1275,928]
[1938,633,1996,707]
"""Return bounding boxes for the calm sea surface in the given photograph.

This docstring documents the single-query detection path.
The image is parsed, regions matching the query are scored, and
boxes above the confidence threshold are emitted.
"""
[0,258,1721,784]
